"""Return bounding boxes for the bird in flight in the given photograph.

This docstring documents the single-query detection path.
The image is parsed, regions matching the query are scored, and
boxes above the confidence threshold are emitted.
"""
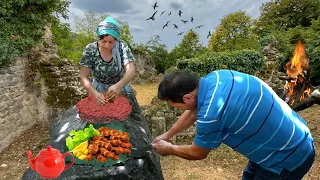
[181,20,188,24]
[173,24,178,29]
[162,21,171,30]
[178,10,183,17]
[191,17,194,23]
[160,10,166,16]
[152,2,158,9]
[146,10,158,21]
[195,25,204,29]
[207,31,212,39]
[178,32,184,36]
[168,11,172,16]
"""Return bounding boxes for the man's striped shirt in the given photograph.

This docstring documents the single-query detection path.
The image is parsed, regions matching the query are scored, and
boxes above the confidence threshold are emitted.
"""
[194,70,314,174]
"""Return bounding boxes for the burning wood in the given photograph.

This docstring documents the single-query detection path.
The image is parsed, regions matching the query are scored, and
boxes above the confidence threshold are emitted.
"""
[283,41,312,106]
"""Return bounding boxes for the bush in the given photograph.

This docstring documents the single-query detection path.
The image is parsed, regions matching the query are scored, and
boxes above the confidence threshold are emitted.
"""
[177,50,264,77]
[0,0,69,67]
[0,39,19,67]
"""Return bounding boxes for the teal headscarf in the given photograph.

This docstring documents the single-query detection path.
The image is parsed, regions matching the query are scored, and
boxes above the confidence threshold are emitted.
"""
[96,16,120,40]
[96,16,122,70]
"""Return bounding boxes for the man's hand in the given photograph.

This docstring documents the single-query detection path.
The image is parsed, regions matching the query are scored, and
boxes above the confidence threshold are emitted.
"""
[104,84,121,102]
[93,91,107,106]
[152,140,173,156]
[152,132,171,144]
[153,142,211,160]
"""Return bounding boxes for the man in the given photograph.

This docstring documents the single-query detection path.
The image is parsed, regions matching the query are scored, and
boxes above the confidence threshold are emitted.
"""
[152,70,315,179]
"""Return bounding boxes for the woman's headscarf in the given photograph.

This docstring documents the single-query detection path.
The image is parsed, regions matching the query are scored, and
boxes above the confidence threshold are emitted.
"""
[96,16,122,70]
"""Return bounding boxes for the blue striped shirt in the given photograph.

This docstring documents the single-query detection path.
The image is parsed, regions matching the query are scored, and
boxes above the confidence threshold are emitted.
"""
[194,70,314,174]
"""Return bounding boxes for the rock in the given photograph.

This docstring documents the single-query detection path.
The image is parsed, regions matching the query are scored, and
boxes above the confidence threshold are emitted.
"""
[22,94,164,180]
[1,164,7,168]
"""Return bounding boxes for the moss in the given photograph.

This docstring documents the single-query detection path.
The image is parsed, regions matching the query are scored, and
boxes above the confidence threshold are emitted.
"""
[36,61,84,109]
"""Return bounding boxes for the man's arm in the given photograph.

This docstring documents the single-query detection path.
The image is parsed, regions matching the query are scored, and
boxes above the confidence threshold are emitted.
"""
[152,140,211,160]
[153,110,197,142]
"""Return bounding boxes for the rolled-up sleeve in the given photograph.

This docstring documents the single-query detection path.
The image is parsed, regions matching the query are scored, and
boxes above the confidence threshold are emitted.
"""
[120,41,135,65]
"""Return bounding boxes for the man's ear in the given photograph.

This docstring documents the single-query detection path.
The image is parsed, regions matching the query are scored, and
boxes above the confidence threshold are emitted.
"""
[182,93,195,104]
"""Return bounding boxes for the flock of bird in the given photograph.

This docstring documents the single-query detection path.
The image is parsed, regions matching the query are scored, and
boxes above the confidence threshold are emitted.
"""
[146,2,212,39]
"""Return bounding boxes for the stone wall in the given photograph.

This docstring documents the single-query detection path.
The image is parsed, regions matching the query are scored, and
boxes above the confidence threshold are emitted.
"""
[144,99,196,145]
[0,57,39,152]
[256,44,286,91]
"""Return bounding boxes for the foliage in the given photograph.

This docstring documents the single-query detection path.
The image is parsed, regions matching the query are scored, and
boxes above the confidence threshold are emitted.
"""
[255,0,320,35]
[177,50,264,77]
[119,21,134,49]
[0,39,19,67]
[0,0,69,67]
[305,18,320,85]
[51,22,94,64]
[208,11,259,52]
[258,21,320,85]
[73,11,134,48]
[145,35,171,73]
[170,30,206,61]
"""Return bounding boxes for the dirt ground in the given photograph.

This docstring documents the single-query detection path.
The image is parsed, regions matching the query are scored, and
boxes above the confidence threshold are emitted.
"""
[0,83,319,180]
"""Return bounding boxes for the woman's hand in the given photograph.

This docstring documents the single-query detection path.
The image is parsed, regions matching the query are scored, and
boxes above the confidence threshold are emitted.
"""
[93,91,107,106]
[104,84,121,102]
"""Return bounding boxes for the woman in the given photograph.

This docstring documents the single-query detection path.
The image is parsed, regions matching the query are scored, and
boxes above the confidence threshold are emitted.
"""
[79,16,136,105]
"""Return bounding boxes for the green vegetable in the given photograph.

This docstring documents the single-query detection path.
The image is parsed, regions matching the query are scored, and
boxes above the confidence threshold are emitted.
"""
[65,124,100,150]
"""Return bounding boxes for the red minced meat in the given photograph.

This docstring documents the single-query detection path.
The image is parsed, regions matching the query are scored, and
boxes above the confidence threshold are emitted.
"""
[76,95,132,124]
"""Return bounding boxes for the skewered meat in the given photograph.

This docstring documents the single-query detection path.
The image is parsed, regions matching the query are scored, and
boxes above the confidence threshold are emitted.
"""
[120,142,132,149]
[110,140,121,146]
[85,127,133,163]
[88,144,99,155]
[122,149,131,155]
[102,142,112,150]
[110,155,120,161]
[120,136,129,142]
[112,147,124,155]
[86,154,94,161]
[96,154,107,163]
[91,136,103,141]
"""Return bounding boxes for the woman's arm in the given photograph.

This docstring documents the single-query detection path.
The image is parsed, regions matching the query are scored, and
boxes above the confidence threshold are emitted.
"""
[104,62,135,101]
[116,61,135,88]
[80,66,96,95]
[153,110,197,143]
[80,66,106,105]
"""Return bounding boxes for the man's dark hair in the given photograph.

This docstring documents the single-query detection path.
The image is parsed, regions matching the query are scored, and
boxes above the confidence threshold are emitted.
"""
[158,72,199,103]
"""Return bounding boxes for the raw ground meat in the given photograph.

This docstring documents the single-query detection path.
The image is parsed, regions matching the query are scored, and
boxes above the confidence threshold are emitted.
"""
[76,95,132,124]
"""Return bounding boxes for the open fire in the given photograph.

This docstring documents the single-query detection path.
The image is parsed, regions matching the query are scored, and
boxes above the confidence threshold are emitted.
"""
[283,41,312,106]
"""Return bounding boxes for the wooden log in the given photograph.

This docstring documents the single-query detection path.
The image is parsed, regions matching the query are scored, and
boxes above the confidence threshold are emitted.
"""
[292,86,320,111]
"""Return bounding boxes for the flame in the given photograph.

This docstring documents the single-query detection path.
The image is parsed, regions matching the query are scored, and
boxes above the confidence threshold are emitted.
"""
[284,41,311,105]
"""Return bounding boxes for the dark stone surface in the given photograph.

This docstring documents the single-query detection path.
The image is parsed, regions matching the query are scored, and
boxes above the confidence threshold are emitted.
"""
[22,94,164,180]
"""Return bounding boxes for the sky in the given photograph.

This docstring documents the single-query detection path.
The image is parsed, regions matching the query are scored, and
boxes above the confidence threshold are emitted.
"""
[61,0,270,51]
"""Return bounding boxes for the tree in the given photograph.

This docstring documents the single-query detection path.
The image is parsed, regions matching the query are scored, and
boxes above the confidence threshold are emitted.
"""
[208,11,258,52]
[145,35,170,73]
[170,30,206,60]
[0,0,69,67]
[256,0,320,35]
[73,11,134,48]
[73,11,105,40]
